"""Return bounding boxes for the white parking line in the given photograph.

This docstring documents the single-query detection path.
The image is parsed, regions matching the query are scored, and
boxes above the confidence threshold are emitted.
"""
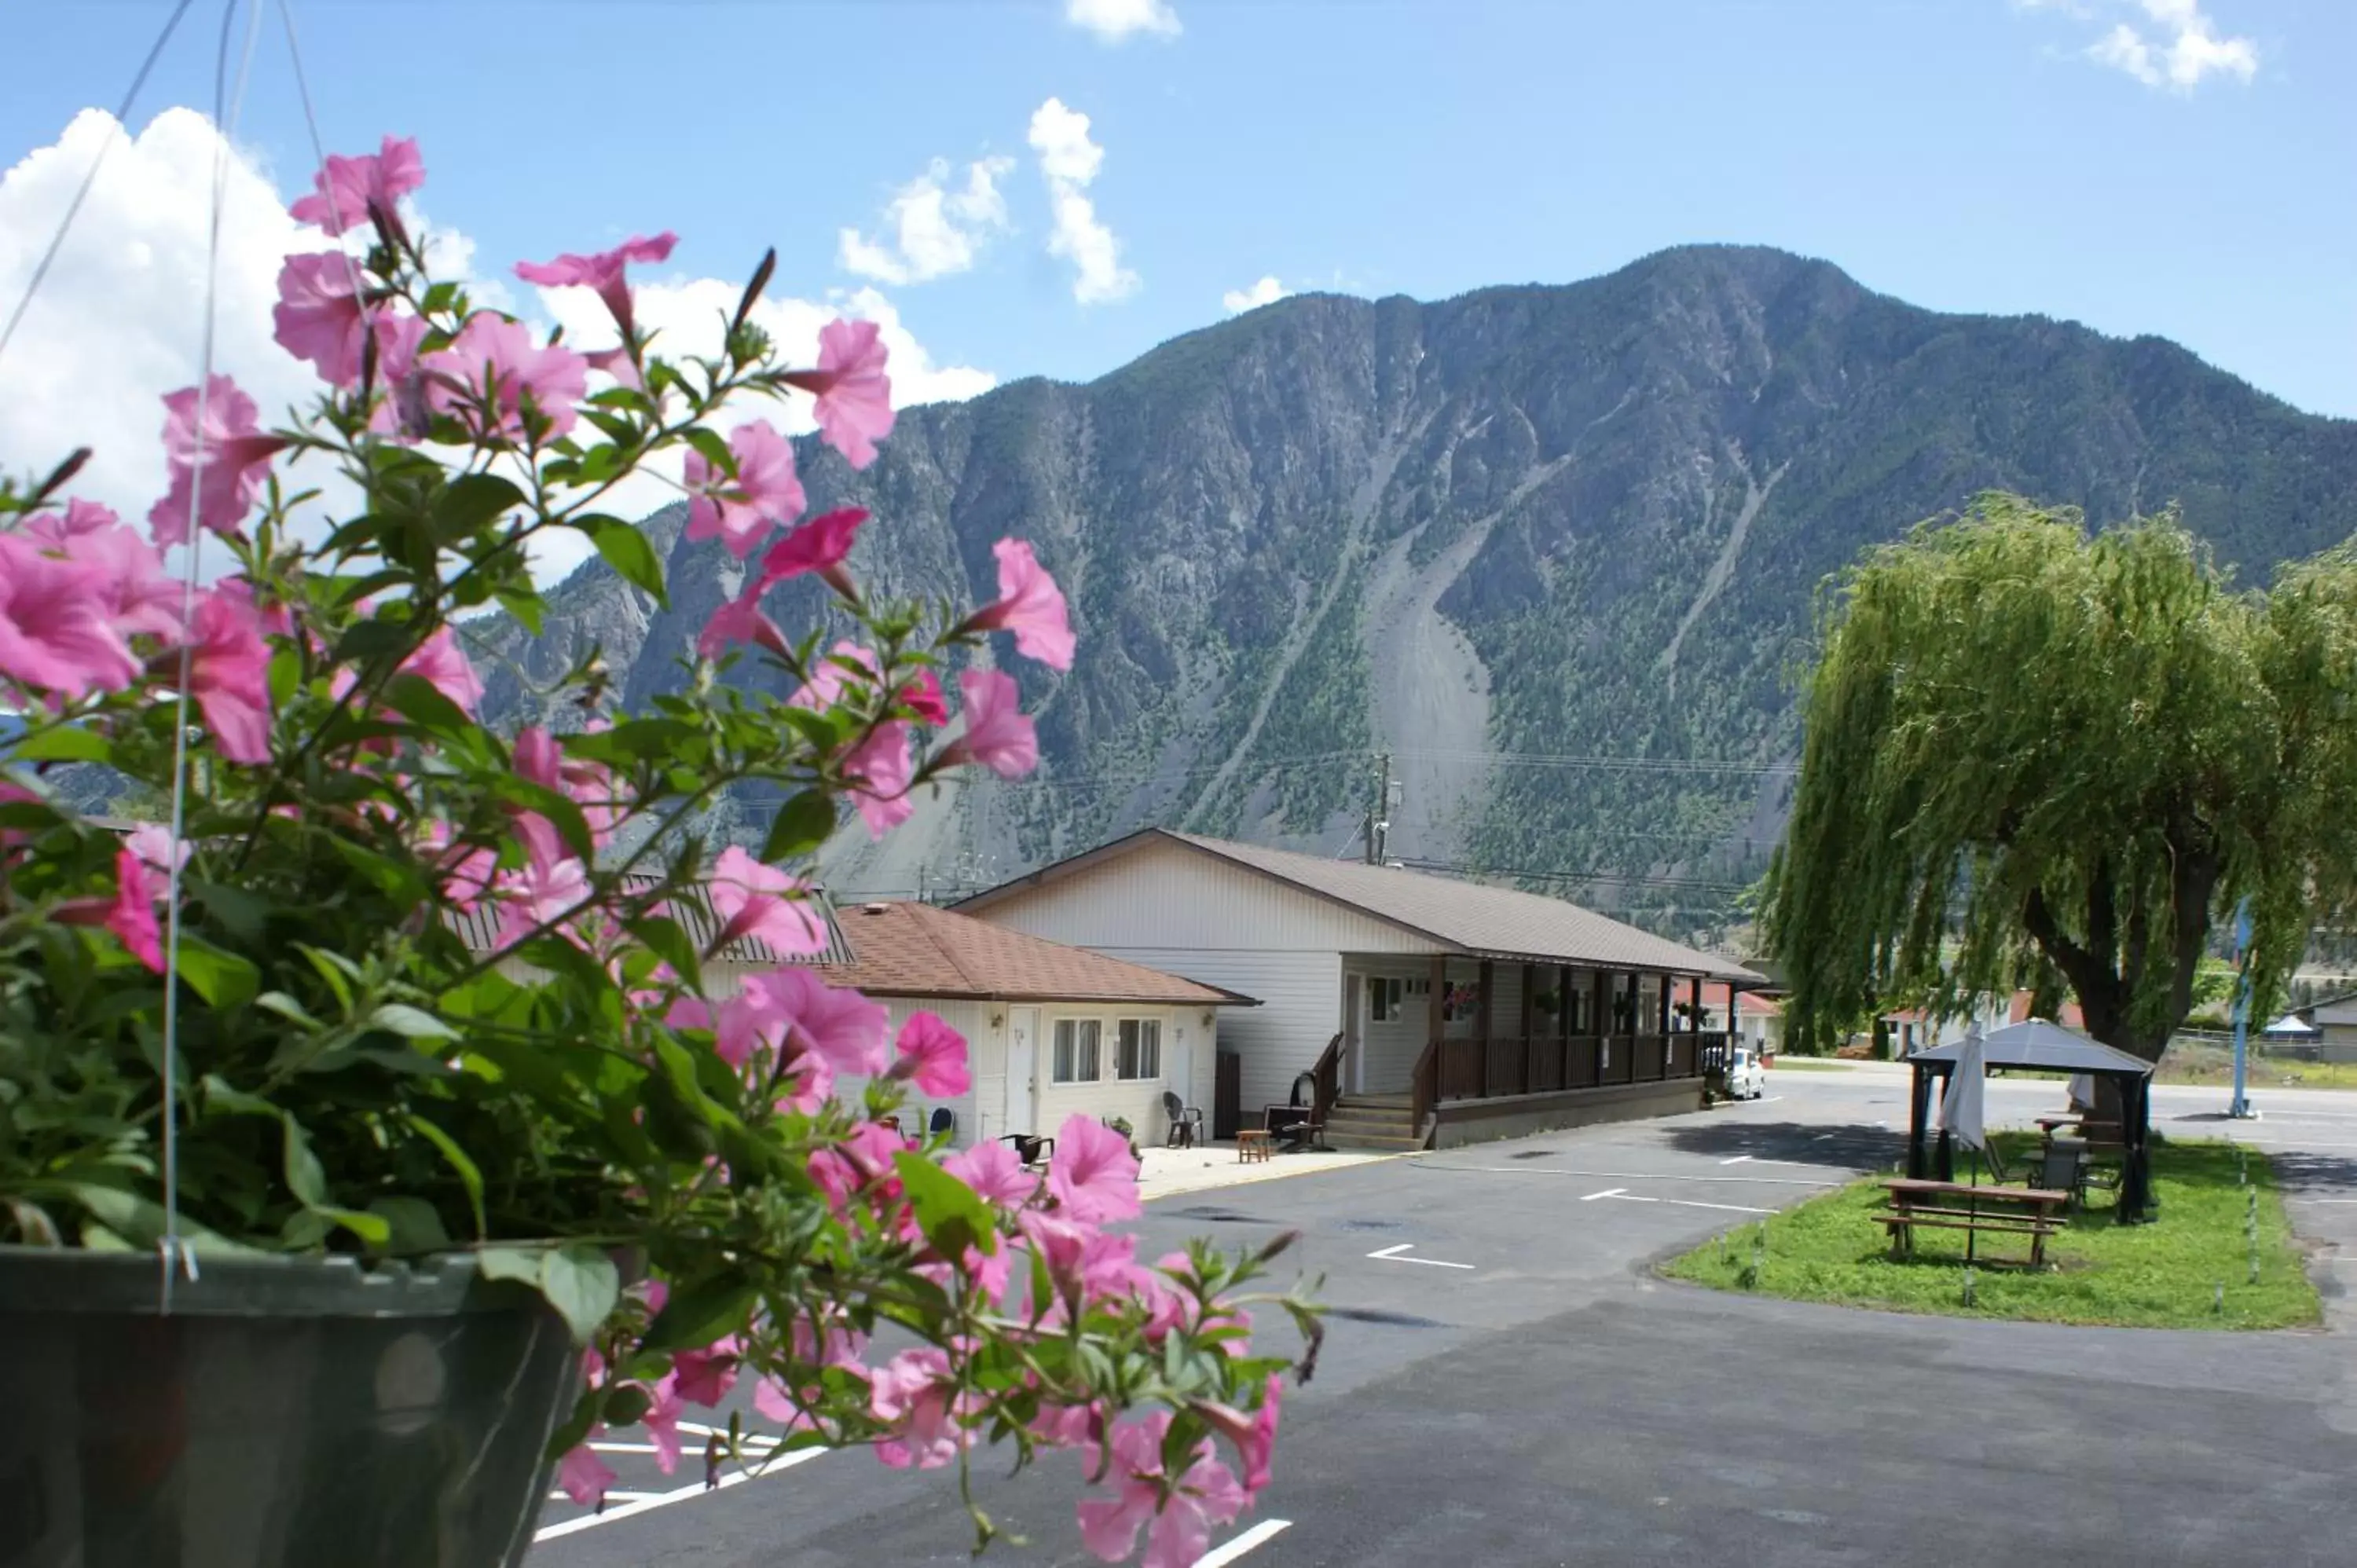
[1581,1187,1627,1201]
[533,1447,826,1542]
[1420,1164,1842,1185]
[1585,1189,1773,1215]
[1367,1242,1475,1269]
[1199,1519,1293,1565]
[1720,1155,1754,1166]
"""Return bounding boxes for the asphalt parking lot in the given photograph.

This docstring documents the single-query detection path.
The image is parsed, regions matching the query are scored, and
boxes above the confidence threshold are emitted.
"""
[530,1065,2357,1567]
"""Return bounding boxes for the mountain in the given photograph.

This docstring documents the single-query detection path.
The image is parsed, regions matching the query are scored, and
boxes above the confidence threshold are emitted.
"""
[471,244,2357,937]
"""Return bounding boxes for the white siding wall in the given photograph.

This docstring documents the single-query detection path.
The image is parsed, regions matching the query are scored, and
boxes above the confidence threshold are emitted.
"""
[1032,1003,1215,1147]
[979,838,1435,954]
[972,841,1441,1116]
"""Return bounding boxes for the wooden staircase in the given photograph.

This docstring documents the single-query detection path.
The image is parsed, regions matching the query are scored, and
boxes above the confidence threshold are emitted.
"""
[1323,1093,1428,1152]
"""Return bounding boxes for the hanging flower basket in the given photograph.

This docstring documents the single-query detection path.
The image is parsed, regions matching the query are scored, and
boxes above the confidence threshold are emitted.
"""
[0,131,1314,1566]
[0,1247,574,1568]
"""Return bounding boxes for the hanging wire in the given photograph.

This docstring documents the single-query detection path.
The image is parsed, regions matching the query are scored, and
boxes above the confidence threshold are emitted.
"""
[158,0,269,1311]
[275,0,369,325]
[0,0,200,376]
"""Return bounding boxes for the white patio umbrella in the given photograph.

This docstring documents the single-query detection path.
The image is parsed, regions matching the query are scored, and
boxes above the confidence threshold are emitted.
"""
[1939,1026,1988,1152]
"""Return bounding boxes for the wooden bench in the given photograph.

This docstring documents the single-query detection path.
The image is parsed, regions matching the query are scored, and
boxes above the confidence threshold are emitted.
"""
[1236,1129,1274,1164]
[1882,1179,2070,1267]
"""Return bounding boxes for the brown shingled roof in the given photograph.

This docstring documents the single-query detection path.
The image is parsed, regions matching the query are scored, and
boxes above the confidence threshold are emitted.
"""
[822,899,1250,1006]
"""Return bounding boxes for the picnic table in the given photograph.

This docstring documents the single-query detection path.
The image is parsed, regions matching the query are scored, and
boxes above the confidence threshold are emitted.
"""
[1880,1178,2072,1267]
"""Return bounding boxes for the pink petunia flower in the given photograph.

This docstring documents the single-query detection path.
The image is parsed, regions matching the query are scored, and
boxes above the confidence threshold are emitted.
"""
[420,313,589,443]
[717,966,889,1076]
[61,520,183,642]
[899,668,948,725]
[704,845,828,955]
[684,419,805,559]
[515,233,676,342]
[289,134,425,239]
[496,814,592,948]
[943,1139,1039,1208]
[1049,1112,1142,1224]
[1084,1416,1248,1568]
[783,319,894,470]
[868,1347,968,1471]
[1193,1375,1282,1497]
[756,506,867,599]
[109,848,166,973]
[148,376,288,547]
[669,1339,740,1409]
[940,668,1038,779]
[966,538,1075,672]
[643,1374,687,1475]
[696,591,788,661]
[25,497,119,548]
[893,1010,972,1097]
[273,252,372,387]
[789,641,879,712]
[556,1439,617,1509]
[842,720,915,839]
[0,535,139,700]
[400,625,485,713]
[184,588,275,764]
[126,822,189,875]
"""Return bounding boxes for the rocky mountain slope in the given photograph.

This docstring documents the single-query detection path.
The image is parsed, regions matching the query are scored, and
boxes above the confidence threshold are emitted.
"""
[470,244,2357,937]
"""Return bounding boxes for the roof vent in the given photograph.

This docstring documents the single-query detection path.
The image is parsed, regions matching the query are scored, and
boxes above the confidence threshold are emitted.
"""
[862,902,890,915]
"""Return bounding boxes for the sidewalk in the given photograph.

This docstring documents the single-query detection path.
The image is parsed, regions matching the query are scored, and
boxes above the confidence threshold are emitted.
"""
[1136,1141,1398,1203]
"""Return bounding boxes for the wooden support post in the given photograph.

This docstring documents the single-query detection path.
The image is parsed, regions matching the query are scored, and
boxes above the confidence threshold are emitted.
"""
[1475,958,1494,1098]
[1559,962,1573,1089]
[1428,952,1446,1097]
[1517,962,1534,1094]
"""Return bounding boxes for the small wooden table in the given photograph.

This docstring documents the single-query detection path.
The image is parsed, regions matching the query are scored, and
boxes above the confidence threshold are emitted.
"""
[1236,1129,1274,1164]
[1881,1178,2072,1266]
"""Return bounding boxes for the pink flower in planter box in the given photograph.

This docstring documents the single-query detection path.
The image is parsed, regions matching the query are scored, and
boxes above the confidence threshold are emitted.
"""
[783,319,893,469]
[149,376,288,546]
[1075,1412,1248,1568]
[184,589,274,764]
[0,535,137,699]
[757,506,867,599]
[1049,1112,1141,1223]
[421,313,588,442]
[944,1139,1038,1207]
[843,720,914,838]
[940,668,1038,779]
[704,845,828,955]
[400,625,485,714]
[557,1439,617,1508]
[893,1010,971,1097]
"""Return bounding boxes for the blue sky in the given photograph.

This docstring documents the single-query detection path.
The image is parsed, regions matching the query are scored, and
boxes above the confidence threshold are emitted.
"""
[2,0,2352,438]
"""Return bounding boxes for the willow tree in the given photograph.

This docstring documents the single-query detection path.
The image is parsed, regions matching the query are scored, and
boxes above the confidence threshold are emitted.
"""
[1765,494,2357,1062]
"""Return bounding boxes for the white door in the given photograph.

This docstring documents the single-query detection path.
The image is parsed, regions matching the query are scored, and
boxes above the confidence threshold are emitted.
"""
[1003,1007,1041,1136]
[1349,977,1371,1094]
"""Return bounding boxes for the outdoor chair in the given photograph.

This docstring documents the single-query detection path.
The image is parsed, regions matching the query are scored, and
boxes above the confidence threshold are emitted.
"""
[1263,1072,1325,1152]
[1162,1090,1205,1149]
[998,1131,1055,1170]
[2030,1137,2089,1209]
[929,1106,955,1141]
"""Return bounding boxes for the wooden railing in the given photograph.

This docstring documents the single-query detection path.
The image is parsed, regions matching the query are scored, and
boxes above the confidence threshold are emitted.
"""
[1310,1032,1343,1130]
[1427,1031,1731,1103]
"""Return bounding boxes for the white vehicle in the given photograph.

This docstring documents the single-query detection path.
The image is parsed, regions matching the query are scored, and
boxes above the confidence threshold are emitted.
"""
[1723,1043,1766,1101]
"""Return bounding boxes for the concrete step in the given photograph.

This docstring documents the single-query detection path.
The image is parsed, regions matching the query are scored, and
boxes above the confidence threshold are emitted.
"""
[1338,1094,1413,1109]
[1324,1107,1417,1128]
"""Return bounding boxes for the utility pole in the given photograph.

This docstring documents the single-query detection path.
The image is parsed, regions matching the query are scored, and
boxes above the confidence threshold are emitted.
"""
[1365,752,1391,864]
[2229,897,2257,1119]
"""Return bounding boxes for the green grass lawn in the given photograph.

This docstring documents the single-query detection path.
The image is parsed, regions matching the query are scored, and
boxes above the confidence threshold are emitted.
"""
[1664,1135,2321,1330]
[2157,1042,2357,1091]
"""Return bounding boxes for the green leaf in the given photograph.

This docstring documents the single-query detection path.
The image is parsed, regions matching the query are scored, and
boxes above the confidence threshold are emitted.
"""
[405,1115,487,1239]
[431,473,525,541]
[893,1152,998,1261]
[317,1206,392,1247]
[580,515,668,606]
[683,426,733,474]
[760,789,838,862]
[496,588,545,635]
[367,1003,458,1042]
[642,1269,758,1353]
[174,938,258,1010]
[540,1242,621,1344]
[9,726,109,764]
[365,1196,449,1255]
[625,914,703,993]
[475,1245,546,1287]
[333,617,412,664]
[282,1116,328,1207]
[381,672,478,740]
[186,878,270,944]
[603,1383,654,1427]
[422,280,460,313]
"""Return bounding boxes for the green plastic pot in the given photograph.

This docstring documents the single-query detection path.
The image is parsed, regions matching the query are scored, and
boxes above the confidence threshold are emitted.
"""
[0,1246,578,1568]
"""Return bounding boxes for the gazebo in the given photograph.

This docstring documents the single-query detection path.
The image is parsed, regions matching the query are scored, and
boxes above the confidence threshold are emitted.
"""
[1905,1020,2156,1222]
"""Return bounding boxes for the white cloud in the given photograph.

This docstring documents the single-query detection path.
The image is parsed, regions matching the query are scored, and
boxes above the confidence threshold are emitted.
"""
[1065,0,1181,43]
[1221,275,1290,314]
[837,155,1015,285]
[1026,98,1139,306]
[2048,0,2259,90]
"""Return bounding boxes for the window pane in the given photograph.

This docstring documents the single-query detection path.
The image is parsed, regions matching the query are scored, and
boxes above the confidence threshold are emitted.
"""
[1053,1020,1076,1083]
[1139,1020,1160,1079]
[1077,1020,1101,1081]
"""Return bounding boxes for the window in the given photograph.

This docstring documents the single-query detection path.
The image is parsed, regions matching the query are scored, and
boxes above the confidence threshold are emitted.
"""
[1052,1019,1102,1083]
[1369,976,1404,1022]
[1116,1018,1162,1080]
